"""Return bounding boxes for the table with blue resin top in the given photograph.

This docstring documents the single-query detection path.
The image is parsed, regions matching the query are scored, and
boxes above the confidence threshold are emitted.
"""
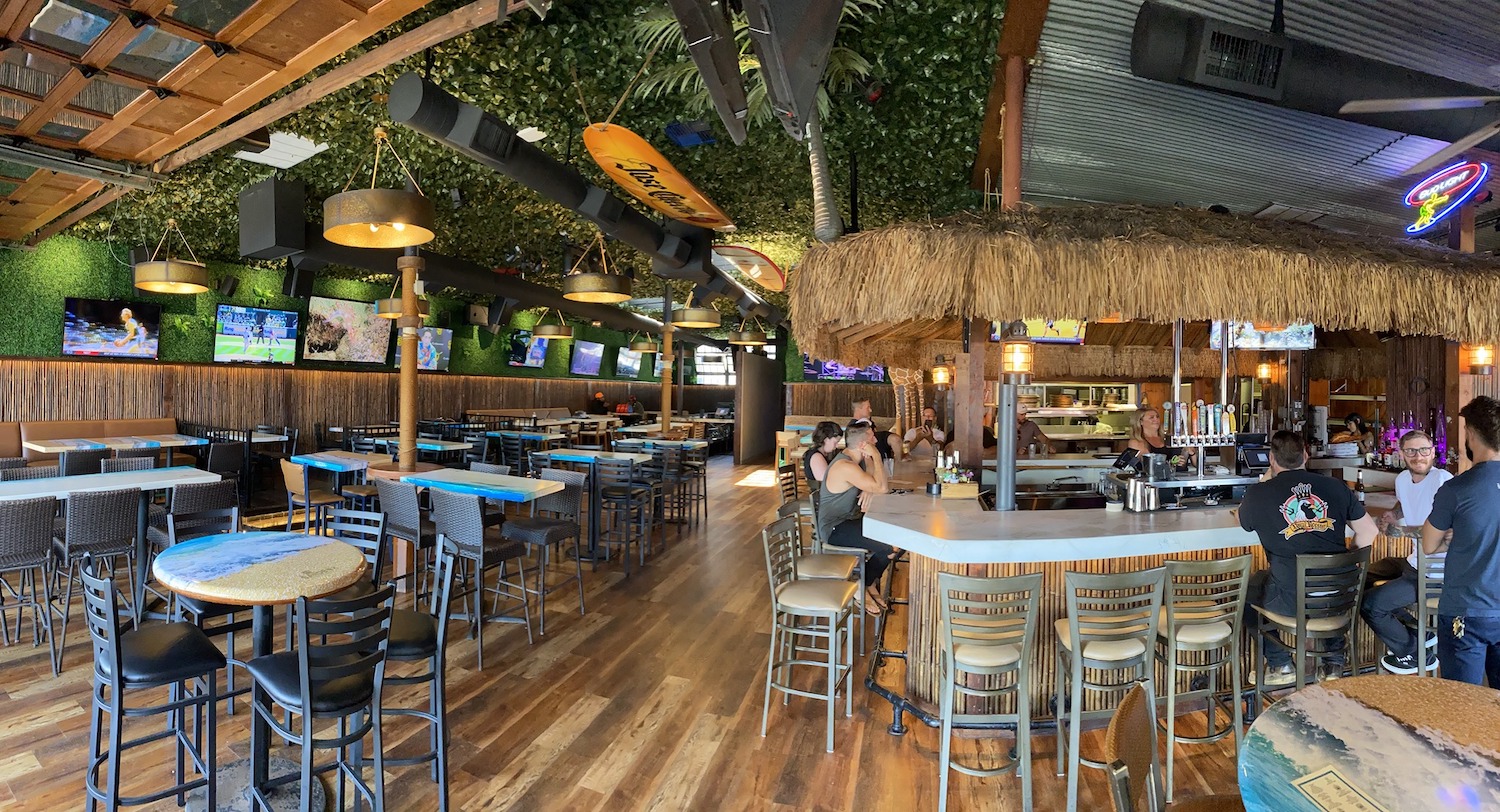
[24,433,210,466]
[1239,674,1500,812]
[487,430,568,442]
[400,467,563,503]
[369,437,474,453]
[636,439,708,449]
[288,450,391,472]
[153,531,367,812]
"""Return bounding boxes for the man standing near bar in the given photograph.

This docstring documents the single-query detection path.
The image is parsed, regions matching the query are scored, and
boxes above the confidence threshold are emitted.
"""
[1239,431,1377,685]
[1362,429,1450,674]
[1016,405,1051,456]
[1423,396,1500,686]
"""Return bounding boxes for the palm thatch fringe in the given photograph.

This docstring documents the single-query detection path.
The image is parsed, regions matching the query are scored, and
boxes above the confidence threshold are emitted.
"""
[865,342,1381,381]
[791,205,1500,365]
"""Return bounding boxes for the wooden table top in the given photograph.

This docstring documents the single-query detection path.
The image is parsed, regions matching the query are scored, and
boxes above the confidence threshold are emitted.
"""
[152,531,367,606]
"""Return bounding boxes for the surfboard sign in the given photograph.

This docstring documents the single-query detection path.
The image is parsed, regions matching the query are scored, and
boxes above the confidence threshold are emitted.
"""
[713,245,786,292]
[582,123,734,231]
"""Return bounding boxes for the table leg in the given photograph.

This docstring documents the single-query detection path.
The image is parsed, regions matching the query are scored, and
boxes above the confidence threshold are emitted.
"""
[251,604,272,793]
[587,461,601,564]
[134,491,149,625]
[165,447,174,468]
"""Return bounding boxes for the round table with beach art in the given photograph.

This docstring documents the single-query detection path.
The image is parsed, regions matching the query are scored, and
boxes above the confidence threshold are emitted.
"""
[153,530,367,606]
[1239,674,1500,811]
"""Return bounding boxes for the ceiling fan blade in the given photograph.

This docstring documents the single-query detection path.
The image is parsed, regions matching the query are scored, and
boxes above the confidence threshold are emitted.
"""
[1339,96,1500,114]
[1403,117,1500,176]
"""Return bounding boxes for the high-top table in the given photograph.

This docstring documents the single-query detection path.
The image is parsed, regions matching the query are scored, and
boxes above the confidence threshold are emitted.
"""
[399,467,563,503]
[487,429,567,443]
[0,465,222,621]
[288,450,391,501]
[532,448,653,559]
[23,433,210,467]
[368,437,473,453]
[1239,675,1500,811]
[153,531,367,810]
[615,423,692,435]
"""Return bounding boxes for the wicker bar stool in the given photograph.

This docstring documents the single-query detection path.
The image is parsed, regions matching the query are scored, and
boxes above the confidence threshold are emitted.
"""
[760,515,857,753]
[0,456,27,470]
[376,479,438,601]
[54,487,142,669]
[1156,556,1250,802]
[1,465,57,481]
[937,572,1043,812]
[499,468,588,635]
[0,496,60,675]
[429,488,532,669]
[112,448,161,467]
[1105,680,1247,812]
[1055,567,1165,812]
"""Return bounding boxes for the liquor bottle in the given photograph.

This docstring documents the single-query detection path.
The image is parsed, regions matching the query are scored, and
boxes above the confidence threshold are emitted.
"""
[1356,470,1366,504]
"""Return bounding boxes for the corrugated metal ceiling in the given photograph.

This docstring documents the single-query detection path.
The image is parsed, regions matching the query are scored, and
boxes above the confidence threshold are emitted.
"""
[1023,0,1500,252]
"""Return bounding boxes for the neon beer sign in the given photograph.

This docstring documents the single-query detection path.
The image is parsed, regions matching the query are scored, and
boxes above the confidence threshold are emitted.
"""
[1404,160,1489,234]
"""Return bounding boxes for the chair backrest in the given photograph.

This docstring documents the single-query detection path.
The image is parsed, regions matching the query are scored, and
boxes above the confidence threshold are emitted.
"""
[1063,567,1164,666]
[470,462,511,476]
[423,539,463,648]
[279,459,307,497]
[776,464,799,501]
[761,514,801,597]
[101,457,153,473]
[1,465,58,481]
[1104,681,1162,812]
[1417,542,1444,614]
[1294,547,1369,628]
[170,479,237,515]
[327,508,386,585]
[375,479,423,538]
[528,450,552,473]
[776,497,819,555]
[429,488,487,551]
[79,553,125,682]
[1163,555,1251,639]
[0,496,59,566]
[0,457,27,470]
[499,436,526,473]
[614,439,646,453]
[938,571,1043,678]
[292,585,393,712]
[113,447,160,462]
[651,447,684,476]
[167,506,239,546]
[350,435,378,454]
[690,421,707,439]
[463,433,489,464]
[594,457,636,488]
[570,443,603,452]
[60,448,110,477]
[63,488,141,553]
[206,441,245,474]
[534,468,587,520]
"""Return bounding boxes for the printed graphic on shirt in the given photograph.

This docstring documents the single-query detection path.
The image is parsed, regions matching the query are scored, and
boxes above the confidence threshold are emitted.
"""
[1280,482,1334,538]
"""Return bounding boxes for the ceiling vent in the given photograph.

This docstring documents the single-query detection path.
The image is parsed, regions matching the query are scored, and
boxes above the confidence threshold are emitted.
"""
[1181,18,1289,101]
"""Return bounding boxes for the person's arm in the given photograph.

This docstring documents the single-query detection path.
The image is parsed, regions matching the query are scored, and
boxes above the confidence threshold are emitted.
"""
[1381,500,1404,532]
[1421,521,1450,555]
[1348,513,1377,548]
[809,453,829,483]
[1423,479,1456,554]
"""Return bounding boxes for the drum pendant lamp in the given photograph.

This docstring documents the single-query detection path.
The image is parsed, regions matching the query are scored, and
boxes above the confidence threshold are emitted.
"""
[533,308,573,338]
[728,316,768,346]
[562,234,632,303]
[133,218,210,294]
[323,127,435,249]
[628,331,660,353]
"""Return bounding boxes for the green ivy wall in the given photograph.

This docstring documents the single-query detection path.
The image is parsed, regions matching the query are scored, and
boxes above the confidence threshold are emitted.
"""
[0,235,679,383]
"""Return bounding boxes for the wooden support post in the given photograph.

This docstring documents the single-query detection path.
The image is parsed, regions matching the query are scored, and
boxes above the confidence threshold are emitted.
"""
[1001,54,1024,209]
[660,292,674,421]
[955,319,987,466]
[398,253,421,472]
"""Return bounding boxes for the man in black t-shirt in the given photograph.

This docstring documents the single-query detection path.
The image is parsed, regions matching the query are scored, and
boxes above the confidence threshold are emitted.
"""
[1239,431,1377,685]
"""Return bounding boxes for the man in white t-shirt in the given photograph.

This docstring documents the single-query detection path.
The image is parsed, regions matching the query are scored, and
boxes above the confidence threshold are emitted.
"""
[1360,429,1452,674]
[902,407,946,457]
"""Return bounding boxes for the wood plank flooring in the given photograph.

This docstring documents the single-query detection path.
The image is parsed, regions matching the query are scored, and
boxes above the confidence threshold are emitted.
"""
[0,459,1244,810]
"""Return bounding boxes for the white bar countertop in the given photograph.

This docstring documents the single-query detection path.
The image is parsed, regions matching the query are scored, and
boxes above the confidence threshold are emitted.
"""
[0,466,221,501]
[862,490,1256,565]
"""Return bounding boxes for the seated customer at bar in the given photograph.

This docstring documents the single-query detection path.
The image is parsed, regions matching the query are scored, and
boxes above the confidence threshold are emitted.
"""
[1239,431,1377,685]
[1362,429,1450,674]
[803,421,844,485]
[819,424,895,614]
[902,407,946,458]
[1423,396,1500,686]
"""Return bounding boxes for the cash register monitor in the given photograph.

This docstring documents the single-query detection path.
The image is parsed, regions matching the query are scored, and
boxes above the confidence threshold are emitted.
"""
[1241,447,1271,471]
[1111,448,1140,471]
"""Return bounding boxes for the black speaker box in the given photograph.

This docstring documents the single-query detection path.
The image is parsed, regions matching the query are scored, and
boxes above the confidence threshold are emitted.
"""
[239,178,307,260]
[489,296,519,329]
[282,262,315,298]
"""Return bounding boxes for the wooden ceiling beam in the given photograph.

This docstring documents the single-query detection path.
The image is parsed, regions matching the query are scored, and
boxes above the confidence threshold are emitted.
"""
[156,0,529,173]
[85,1,288,71]
[970,0,1050,190]
[28,185,130,245]
[2,0,47,40]
[18,178,103,236]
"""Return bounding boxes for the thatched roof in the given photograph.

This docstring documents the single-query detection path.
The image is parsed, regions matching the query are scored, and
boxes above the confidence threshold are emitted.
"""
[791,205,1500,367]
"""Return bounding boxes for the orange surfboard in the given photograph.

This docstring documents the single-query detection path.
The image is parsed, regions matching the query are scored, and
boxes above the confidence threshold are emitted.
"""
[582,123,734,231]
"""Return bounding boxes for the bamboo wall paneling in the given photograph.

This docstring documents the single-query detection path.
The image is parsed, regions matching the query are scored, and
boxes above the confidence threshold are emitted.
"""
[0,360,167,422]
[1385,336,1451,427]
[787,382,897,419]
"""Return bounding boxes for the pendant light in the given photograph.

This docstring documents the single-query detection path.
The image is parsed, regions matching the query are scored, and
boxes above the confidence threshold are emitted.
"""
[562,234,631,303]
[323,127,435,248]
[671,287,721,328]
[628,331,660,353]
[728,316,768,346]
[532,308,573,338]
[133,218,210,294]
[374,294,429,319]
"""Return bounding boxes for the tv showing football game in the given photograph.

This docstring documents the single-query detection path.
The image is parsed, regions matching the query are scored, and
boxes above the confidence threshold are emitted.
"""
[802,355,886,382]
[616,347,643,378]
[64,298,160,359]
[507,329,549,368]
[302,297,391,363]
[1209,321,1316,350]
[570,340,605,376]
[213,304,298,365]
[395,327,454,371]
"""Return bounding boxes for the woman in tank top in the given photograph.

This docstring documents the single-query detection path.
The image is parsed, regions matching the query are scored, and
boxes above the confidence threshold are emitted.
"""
[819,424,896,614]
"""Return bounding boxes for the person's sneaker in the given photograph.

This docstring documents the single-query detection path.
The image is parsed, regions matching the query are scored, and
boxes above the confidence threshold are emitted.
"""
[1251,663,1296,687]
[1382,652,1422,674]
[1425,630,1438,650]
[1317,662,1345,682]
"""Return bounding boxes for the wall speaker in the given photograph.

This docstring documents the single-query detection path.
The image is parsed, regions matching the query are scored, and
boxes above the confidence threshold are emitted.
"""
[281,261,315,298]
[239,178,307,260]
[488,296,518,329]
[217,275,239,297]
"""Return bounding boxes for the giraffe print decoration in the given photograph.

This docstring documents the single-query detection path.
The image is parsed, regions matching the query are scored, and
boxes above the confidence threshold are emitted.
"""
[889,367,925,438]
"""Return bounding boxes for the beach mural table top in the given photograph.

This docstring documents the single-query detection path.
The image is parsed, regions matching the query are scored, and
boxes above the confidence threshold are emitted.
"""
[400,468,563,503]
[487,430,568,442]
[152,531,367,606]
[1240,675,1500,811]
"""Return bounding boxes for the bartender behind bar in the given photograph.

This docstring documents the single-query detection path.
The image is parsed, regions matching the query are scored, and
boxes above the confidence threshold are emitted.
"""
[1016,405,1052,456]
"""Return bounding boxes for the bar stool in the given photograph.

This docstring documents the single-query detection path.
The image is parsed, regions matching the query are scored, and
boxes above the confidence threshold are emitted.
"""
[0,496,59,675]
[778,498,864,652]
[759,515,857,752]
[279,459,341,534]
[936,572,1043,812]
[499,468,588,635]
[776,463,799,502]
[1156,556,1250,803]
[1055,567,1164,812]
[376,478,438,600]
[1413,543,1444,674]
[469,462,513,527]
[429,488,532,669]
[680,446,708,525]
[499,435,527,476]
[1251,547,1369,708]
[80,553,223,811]
[54,487,141,667]
[1105,681,1247,812]
[596,457,652,575]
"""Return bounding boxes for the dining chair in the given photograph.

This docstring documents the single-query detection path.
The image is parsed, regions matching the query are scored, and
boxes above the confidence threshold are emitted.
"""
[101,457,153,474]
[60,448,110,477]
[2,465,58,481]
[1105,681,1247,812]
[279,459,342,534]
[429,488,532,669]
[0,496,60,675]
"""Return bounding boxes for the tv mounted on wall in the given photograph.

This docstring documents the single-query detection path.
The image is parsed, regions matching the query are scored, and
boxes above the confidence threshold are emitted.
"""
[570,340,605,377]
[64,298,161,359]
[302,296,391,364]
[395,327,454,371]
[508,329,549,368]
[214,304,298,365]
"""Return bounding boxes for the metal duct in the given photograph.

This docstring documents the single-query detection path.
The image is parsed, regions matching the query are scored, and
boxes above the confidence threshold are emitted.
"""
[667,0,749,144]
[1131,0,1500,146]
[743,0,845,139]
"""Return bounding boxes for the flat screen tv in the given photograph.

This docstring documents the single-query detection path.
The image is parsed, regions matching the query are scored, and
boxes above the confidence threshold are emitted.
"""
[802,355,886,382]
[1209,321,1316,350]
[302,296,391,363]
[394,327,454,371]
[570,339,605,376]
[213,304,298,365]
[64,297,160,359]
[989,318,1087,344]
[507,329,549,368]
[616,347,643,378]
[653,354,665,378]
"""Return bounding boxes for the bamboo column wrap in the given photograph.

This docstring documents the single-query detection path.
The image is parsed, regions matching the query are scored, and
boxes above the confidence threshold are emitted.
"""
[899,526,1407,719]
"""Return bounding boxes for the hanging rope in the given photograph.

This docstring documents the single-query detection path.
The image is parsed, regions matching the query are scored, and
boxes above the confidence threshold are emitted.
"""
[602,42,661,126]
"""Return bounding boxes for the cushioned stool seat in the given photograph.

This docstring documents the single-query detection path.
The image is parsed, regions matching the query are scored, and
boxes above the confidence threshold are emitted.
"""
[387,609,439,660]
[797,553,858,580]
[104,622,226,685]
[501,517,574,547]
[246,652,374,714]
[953,642,1022,669]
[775,580,858,613]
[1054,618,1148,661]
[1255,607,1350,633]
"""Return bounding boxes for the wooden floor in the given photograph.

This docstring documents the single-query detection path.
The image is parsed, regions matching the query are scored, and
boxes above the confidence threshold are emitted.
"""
[0,458,1244,810]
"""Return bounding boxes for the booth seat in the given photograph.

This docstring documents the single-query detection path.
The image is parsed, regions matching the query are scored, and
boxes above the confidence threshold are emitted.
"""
[0,423,19,459]
[19,417,180,462]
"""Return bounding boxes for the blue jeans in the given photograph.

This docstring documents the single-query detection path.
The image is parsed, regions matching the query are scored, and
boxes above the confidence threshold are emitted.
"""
[1437,613,1500,686]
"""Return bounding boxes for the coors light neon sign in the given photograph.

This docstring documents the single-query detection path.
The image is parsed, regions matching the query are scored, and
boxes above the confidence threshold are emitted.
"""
[1404,160,1489,234]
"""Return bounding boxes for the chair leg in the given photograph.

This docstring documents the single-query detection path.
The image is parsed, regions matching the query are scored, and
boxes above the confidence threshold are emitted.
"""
[1019,687,1033,811]
[106,688,124,810]
[1166,650,1178,803]
[761,616,778,738]
[86,685,102,812]
[826,613,836,753]
[1066,666,1084,812]
[938,659,952,812]
[1053,651,1065,778]
[573,532,586,617]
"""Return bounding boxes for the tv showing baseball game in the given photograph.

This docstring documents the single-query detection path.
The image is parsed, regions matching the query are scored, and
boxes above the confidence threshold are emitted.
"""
[394,327,454,371]
[213,304,298,364]
[508,329,549,368]
[570,340,605,376]
[616,347,643,378]
[63,297,160,359]
[302,296,391,364]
